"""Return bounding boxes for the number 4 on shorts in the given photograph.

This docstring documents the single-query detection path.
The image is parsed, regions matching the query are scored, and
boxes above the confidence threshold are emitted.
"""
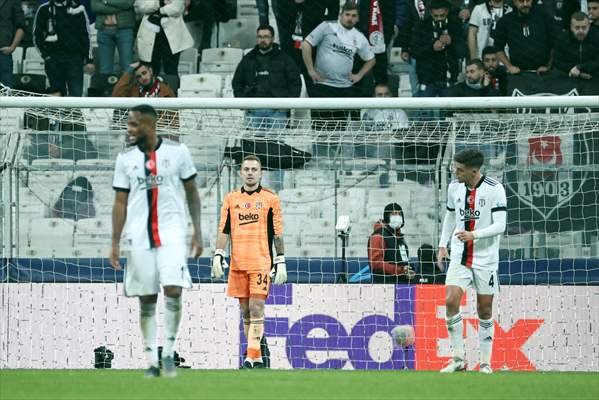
[488,274,494,287]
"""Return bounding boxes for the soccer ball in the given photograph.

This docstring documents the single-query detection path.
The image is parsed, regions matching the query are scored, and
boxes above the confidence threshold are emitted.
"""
[391,325,415,347]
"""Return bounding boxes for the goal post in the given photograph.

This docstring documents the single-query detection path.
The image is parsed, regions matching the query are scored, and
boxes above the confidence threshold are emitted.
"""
[1,88,598,371]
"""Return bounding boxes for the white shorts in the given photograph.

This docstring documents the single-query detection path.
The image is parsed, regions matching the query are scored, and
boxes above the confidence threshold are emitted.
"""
[445,262,499,295]
[124,241,192,297]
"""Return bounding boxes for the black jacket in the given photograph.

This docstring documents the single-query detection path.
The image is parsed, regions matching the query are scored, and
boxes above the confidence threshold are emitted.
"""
[410,16,463,84]
[0,0,25,48]
[553,29,599,76]
[232,44,302,98]
[492,7,556,71]
[444,81,500,97]
[33,0,91,61]
[275,0,337,59]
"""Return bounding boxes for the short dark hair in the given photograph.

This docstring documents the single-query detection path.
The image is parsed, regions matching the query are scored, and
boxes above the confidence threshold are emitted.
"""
[256,25,275,36]
[242,154,262,168]
[481,46,496,58]
[466,58,485,70]
[571,11,589,22]
[429,0,450,11]
[135,61,153,71]
[341,1,359,13]
[130,104,157,121]
[454,149,484,169]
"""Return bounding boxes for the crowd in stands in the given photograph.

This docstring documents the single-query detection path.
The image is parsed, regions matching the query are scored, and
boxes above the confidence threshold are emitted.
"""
[1,0,597,101]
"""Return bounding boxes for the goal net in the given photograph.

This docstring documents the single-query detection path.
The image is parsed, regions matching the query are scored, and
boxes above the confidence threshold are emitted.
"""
[1,87,598,371]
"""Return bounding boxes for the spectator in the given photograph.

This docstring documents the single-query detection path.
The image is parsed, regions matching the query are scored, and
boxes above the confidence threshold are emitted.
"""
[554,12,599,80]
[112,61,179,130]
[492,0,556,75]
[561,0,587,30]
[362,83,409,130]
[134,0,194,75]
[588,0,599,28]
[232,25,302,192]
[482,45,507,95]
[445,58,499,96]
[410,0,463,98]
[301,1,375,130]
[185,0,217,59]
[355,0,396,83]
[232,25,301,128]
[256,0,271,26]
[361,82,409,187]
[276,0,337,68]
[0,0,25,87]
[397,0,430,94]
[33,0,94,96]
[367,203,415,283]
[91,0,135,74]
[467,0,511,60]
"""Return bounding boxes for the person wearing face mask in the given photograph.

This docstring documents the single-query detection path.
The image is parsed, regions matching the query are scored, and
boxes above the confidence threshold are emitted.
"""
[444,58,499,97]
[367,203,416,283]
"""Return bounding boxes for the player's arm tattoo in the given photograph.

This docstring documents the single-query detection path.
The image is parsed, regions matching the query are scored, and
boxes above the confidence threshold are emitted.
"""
[274,235,284,255]
[183,179,202,241]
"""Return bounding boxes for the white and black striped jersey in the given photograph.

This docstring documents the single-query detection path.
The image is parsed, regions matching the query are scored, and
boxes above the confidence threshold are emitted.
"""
[444,175,507,270]
[112,138,197,249]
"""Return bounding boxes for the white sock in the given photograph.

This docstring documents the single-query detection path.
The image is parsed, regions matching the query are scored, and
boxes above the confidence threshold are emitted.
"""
[479,318,494,366]
[446,313,465,361]
[140,302,158,367]
[163,296,182,359]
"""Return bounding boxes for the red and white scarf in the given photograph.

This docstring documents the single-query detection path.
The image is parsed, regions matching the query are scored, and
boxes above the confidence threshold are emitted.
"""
[368,0,385,54]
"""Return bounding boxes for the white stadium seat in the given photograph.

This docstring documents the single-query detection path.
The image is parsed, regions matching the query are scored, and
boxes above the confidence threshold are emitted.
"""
[178,74,222,97]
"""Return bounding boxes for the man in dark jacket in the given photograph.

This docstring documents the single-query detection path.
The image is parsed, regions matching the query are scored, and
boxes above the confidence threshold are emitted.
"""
[0,0,25,87]
[368,203,415,283]
[232,25,301,192]
[445,58,499,97]
[410,0,463,97]
[554,12,599,80]
[275,0,338,68]
[33,0,94,96]
[482,45,508,95]
[493,0,556,75]
[232,25,301,125]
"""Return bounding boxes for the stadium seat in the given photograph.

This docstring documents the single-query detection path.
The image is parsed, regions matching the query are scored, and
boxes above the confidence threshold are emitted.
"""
[214,19,257,49]
[12,46,24,74]
[178,74,222,97]
[202,48,244,65]
[28,217,75,257]
[237,0,258,17]
[87,74,120,97]
[178,48,199,75]
[12,74,46,93]
[22,47,45,76]
[222,74,234,97]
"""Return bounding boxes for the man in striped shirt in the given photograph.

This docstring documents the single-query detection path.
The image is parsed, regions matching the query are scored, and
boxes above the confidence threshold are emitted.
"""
[437,149,507,374]
[212,154,287,369]
[110,104,203,378]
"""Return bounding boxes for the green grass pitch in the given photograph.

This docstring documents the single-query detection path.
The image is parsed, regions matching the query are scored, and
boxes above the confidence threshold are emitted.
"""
[1,370,598,400]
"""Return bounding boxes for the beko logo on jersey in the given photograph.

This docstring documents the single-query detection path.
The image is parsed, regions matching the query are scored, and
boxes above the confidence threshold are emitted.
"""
[137,175,164,189]
[239,212,259,225]
[459,208,480,220]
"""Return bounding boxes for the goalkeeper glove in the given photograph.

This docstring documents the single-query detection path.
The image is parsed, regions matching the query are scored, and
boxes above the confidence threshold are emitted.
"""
[211,249,228,280]
[271,255,287,285]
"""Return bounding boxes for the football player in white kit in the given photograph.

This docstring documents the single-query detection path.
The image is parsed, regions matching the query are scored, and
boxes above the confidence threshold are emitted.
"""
[109,105,203,378]
[437,149,507,374]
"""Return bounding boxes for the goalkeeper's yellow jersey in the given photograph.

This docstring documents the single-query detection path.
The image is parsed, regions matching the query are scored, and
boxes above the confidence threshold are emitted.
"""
[218,186,283,271]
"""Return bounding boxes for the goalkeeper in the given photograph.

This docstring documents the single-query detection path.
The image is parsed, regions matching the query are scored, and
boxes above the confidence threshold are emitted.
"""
[212,155,287,369]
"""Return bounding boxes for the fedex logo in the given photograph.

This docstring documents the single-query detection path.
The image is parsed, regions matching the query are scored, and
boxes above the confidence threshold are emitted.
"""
[240,285,545,370]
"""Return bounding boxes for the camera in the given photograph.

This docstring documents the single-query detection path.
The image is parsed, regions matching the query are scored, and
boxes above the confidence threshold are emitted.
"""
[335,215,351,235]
